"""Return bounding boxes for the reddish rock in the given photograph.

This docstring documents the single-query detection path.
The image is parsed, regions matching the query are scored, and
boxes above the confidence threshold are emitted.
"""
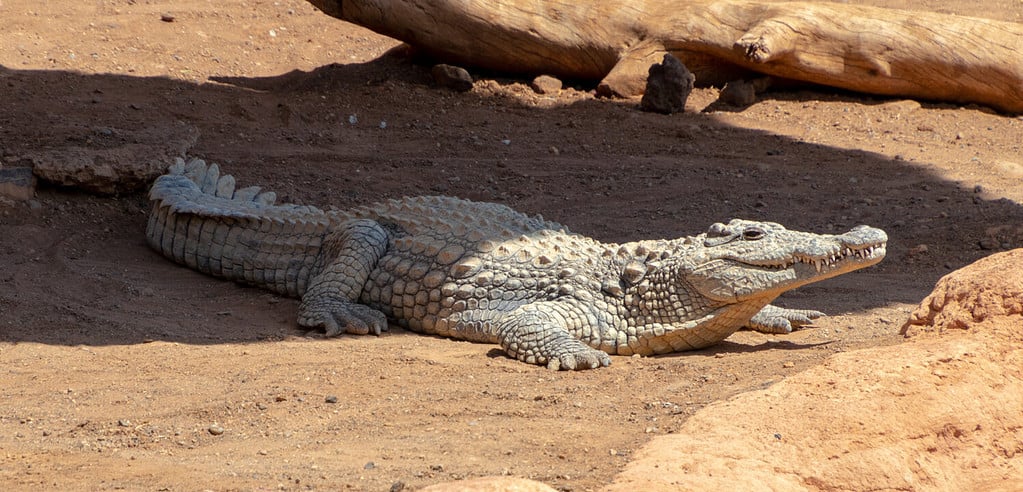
[608,250,1023,491]
[530,75,562,94]
[421,476,557,492]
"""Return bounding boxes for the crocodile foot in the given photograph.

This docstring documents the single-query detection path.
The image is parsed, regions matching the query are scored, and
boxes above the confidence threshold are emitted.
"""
[298,300,389,336]
[543,342,612,371]
[747,304,825,334]
[497,302,613,371]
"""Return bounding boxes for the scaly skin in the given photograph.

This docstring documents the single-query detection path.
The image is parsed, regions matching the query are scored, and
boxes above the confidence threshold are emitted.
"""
[148,158,888,370]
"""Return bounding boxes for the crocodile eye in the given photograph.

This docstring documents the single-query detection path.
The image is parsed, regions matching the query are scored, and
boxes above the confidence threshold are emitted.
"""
[742,227,766,240]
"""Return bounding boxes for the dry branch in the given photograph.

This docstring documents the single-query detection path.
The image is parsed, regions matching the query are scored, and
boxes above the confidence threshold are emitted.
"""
[307,0,1023,112]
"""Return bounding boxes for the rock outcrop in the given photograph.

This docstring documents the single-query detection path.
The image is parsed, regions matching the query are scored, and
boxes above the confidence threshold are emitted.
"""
[25,121,197,195]
[606,249,1023,491]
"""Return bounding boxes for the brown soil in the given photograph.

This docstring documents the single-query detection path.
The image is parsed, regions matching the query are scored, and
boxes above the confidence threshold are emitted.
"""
[1,1,1021,490]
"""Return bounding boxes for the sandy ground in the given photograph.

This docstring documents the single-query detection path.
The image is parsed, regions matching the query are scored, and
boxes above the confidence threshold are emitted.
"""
[1,0,1022,490]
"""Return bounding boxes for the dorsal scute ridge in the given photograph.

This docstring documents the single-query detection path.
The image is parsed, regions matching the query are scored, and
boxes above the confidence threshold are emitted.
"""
[215,173,236,198]
[183,157,207,183]
[167,157,186,175]
[152,160,328,224]
[255,191,277,206]
[348,195,570,241]
[199,163,220,194]
[233,186,262,202]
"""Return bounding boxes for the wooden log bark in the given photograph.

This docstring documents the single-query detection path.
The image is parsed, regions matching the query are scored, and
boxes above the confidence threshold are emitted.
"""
[306,0,1023,113]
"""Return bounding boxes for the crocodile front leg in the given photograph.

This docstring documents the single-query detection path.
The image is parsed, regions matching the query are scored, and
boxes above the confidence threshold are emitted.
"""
[746,304,825,334]
[299,219,390,336]
[495,301,612,371]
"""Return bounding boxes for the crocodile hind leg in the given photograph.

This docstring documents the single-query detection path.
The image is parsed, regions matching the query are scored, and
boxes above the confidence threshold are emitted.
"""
[746,304,825,334]
[299,219,390,336]
[495,301,612,371]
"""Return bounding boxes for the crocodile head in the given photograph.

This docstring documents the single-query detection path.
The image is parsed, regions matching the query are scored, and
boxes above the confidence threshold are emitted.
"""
[684,219,887,303]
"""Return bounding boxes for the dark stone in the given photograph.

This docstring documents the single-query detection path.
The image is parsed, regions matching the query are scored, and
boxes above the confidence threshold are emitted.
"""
[719,80,757,106]
[718,77,772,107]
[0,166,36,201]
[431,64,473,92]
[640,54,695,114]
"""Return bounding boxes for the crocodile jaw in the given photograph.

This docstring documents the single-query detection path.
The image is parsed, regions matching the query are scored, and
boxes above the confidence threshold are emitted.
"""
[685,223,888,303]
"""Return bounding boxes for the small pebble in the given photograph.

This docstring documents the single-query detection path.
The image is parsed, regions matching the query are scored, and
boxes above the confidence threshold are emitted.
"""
[364,461,376,470]
[908,244,929,255]
[530,75,563,94]
[325,395,338,404]
[978,238,999,250]
[431,64,473,92]
[208,424,225,436]
[160,13,175,22]
[718,79,757,107]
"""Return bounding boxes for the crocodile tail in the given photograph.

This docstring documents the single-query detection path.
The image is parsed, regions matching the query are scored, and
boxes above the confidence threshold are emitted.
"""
[146,157,332,298]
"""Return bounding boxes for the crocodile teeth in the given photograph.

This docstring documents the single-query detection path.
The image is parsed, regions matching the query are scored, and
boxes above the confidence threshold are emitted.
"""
[757,241,886,272]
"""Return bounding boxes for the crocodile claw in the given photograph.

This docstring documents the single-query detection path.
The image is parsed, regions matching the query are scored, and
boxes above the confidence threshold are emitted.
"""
[300,301,389,337]
[546,348,613,371]
[747,304,825,334]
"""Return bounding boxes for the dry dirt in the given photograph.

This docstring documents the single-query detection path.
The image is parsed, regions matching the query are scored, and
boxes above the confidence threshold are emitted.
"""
[1,1,1022,490]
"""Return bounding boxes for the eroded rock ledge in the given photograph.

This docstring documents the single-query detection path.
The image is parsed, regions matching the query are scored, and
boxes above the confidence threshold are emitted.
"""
[602,250,1023,491]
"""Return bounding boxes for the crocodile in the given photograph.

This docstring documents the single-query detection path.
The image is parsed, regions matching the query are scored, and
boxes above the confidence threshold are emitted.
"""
[147,158,888,370]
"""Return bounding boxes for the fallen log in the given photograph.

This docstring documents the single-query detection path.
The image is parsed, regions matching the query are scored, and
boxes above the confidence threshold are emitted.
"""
[306,0,1023,113]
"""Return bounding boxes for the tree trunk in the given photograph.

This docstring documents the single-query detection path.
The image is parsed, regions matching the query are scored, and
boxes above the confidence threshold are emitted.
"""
[306,0,1023,113]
